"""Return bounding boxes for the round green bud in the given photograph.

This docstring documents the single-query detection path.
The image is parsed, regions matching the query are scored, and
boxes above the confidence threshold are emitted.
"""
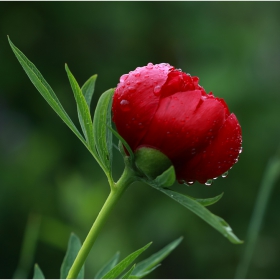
[135,147,173,179]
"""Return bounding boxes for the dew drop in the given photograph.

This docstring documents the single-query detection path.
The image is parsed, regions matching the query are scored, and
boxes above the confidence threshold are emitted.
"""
[153,85,161,96]
[120,74,129,83]
[205,179,213,186]
[120,100,131,112]
[184,181,194,186]
[222,171,228,178]
[239,147,243,154]
[178,180,185,184]
[134,72,141,77]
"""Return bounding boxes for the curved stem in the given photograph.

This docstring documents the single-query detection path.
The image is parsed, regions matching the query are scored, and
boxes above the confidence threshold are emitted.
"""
[67,165,137,279]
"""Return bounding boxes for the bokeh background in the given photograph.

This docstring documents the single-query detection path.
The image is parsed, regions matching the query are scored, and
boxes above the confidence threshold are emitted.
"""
[1,2,280,279]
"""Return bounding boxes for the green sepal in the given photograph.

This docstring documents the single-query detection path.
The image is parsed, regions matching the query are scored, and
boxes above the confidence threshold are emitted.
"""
[33,264,45,279]
[60,233,84,279]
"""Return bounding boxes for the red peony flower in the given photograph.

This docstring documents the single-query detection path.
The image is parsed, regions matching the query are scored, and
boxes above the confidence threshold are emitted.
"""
[112,63,242,184]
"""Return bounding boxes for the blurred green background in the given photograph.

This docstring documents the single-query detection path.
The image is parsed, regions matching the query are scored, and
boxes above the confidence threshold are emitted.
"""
[1,2,280,279]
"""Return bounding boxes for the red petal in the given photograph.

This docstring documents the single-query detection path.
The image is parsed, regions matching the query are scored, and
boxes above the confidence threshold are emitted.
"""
[112,63,172,150]
[177,113,242,183]
[140,91,227,161]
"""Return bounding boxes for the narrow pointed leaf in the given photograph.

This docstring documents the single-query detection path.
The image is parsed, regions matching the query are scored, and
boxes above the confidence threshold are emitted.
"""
[190,192,224,207]
[101,242,152,279]
[77,75,98,137]
[110,127,134,161]
[65,64,95,153]
[151,186,243,244]
[131,236,183,278]
[129,265,161,279]
[121,264,136,279]
[33,264,45,279]
[93,89,114,175]
[95,252,120,279]
[60,233,84,279]
[8,37,86,147]
[81,74,97,108]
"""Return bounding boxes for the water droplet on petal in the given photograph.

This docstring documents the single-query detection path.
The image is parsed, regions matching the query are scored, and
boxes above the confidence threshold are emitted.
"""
[120,100,131,112]
[239,147,243,154]
[184,181,194,186]
[134,72,141,77]
[120,74,129,83]
[205,179,213,186]
[153,85,161,96]
[222,171,229,178]
[138,122,144,129]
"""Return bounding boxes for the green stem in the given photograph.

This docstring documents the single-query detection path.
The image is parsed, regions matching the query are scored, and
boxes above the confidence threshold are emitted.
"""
[66,165,138,279]
[235,153,280,278]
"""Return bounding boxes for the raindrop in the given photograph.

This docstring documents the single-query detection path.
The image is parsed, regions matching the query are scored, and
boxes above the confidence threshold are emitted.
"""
[222,171,228,178]
[239,147,243,154]
[191,148,196,155]
[120,74,129,83]
[120,100,131,112]
[184,181,194,186]
[134,72,141,77]
[176,68,182,72]
[146,62,154,69]
[153,85,161,96]
[205,179,213,186]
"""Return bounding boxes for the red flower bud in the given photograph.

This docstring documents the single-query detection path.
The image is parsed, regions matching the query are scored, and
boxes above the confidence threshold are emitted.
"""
[112,63,242,184]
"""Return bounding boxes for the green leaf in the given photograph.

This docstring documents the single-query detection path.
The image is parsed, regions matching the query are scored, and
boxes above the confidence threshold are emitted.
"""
[151,186,243,244]
[65,64,95,153]
[93,88,114,175]
[60,233,84,279]
[153,166,176,188]
[109,127,134,161]
[81,74,97,108]
[129,265,160,279]
[187,192,224,207]
[77,75,97,138]
[94,252,120,279]
[33,264,45,279]
[8,37,86,148]
[121,264,136,279]
[131,237,183,278]
[101,242,152,279]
